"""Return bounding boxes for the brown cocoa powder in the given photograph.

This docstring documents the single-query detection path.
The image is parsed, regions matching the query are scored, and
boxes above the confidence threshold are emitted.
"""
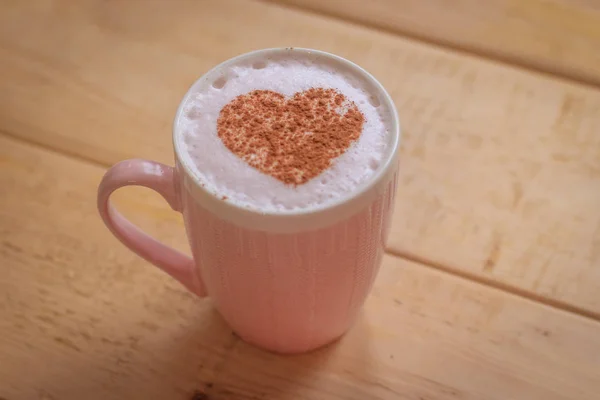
[216,88,364,185]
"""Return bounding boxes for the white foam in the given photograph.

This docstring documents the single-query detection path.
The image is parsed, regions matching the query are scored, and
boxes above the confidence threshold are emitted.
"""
[177,51,393,213]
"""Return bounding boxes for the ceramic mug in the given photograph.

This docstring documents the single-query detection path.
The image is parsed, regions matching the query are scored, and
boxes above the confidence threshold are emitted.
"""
[97,48,400,353]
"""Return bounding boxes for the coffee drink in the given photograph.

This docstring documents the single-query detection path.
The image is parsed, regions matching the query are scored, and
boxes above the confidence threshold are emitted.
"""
[99,48,400,353]
[177,50,393,212]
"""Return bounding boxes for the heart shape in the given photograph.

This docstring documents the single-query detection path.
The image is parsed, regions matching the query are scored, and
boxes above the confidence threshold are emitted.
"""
[217,88,364,185]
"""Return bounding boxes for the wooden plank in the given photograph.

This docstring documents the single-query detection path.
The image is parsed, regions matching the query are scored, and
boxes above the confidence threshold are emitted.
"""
[1,135,599,399]
[0,0,599,315]
[271,0,600,86]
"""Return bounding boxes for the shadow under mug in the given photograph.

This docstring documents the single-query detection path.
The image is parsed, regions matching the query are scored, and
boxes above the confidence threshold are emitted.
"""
[97,48,401,354]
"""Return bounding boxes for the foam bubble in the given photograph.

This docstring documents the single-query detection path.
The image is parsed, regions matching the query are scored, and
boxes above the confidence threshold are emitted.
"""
[177,52,393,213]
[212,77,227,89]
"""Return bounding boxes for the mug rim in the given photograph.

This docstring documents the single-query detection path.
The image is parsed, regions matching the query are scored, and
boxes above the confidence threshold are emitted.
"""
[172,48,400,230]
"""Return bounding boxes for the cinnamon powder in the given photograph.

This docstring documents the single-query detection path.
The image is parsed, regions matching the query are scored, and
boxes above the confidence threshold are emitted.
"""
[217,88,364,185]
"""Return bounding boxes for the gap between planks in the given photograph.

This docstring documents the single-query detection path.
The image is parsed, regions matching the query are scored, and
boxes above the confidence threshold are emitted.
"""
[389,249,600,323]
[3,130,600,326]
[259,0,600,90]
[1,127,110,170]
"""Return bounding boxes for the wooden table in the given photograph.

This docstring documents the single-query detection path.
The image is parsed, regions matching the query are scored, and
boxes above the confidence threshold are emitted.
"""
[1,1,599,399]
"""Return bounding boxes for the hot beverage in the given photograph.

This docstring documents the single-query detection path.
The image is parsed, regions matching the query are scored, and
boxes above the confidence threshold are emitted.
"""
[177,50,393,212]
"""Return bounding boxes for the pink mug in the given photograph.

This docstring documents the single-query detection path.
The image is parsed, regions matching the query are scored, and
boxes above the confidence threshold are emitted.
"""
[98,48,400,353]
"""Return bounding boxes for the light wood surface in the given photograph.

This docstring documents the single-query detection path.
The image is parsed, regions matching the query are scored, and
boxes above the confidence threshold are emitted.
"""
[1,0,599,316]
[2,135,600,399]
[1,1,600,398]
[272,0,600,86]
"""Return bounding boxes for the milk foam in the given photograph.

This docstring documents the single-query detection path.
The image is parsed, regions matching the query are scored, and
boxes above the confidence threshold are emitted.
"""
[177,51,393,212]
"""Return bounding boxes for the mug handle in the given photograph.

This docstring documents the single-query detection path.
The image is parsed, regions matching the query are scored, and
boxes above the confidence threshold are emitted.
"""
[97,159,206,297]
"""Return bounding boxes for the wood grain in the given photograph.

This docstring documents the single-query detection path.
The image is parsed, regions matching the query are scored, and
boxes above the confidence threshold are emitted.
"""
[0,0,599,316]
[270,0,600,86]
[2,135,600,399]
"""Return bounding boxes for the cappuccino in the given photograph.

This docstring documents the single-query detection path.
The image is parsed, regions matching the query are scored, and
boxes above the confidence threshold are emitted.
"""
[177,50,393,212]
